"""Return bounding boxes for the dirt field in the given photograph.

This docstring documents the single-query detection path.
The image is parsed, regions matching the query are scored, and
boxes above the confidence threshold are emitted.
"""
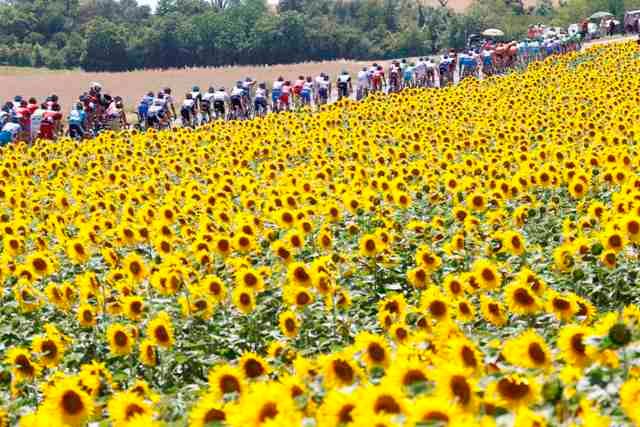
[0,60,378,114]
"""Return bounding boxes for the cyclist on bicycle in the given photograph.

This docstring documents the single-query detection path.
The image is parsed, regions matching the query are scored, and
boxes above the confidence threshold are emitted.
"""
[201,87,215,123]
[280,81,292,111]
[316,73,331,106]
[254,83,269,116]
[213,87,228,120]
[337,70,352,100]
[148,92,167,129]
[272,77,284,112]
[241,77,255,112]
[389,61,400,92]
[356,67,368,100]
[293,76,305,106]
[162,87,177,120]
[68,103,86,139]
[137,91,154,128]
[230,81,245,119]
[181,93,196,127]
[301,77,314,106]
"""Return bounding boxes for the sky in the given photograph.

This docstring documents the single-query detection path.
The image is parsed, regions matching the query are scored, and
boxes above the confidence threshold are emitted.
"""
[137,0,157,9]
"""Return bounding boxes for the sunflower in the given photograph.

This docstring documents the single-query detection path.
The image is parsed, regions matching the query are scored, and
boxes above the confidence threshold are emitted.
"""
[26,251,54,278]
[200,275,227,302]
[601,228,625,253]
[239,352,270,380]
[407,266,429,289]
[420,287,450,322]
[378,294,407,317]
[285,285,314,309]
[472,259,501,290]
[408,396,460,425]
[271,240,294,264]
[415,245,442,272]
[320,351,362,388]
[359,233,384,257]
[356,332,391,369]
[502,330,552,370]
[236,267,265,292]
[232,286,256,314]
[504,281,541,316]
[107,391,152,427]
[316,230,333,251]
[77,304,97,328]
[353,385,407,418]
[123,295,145,321]
[213,235,232,257]
[317,390,359,426]
[278,310,300,338]
[442,338,481,376]
[620,379,640,424]
[107,324,134,356]
[546,291,578,322]
[226,382,300,426]
[568,178,587,198]
[208,364,245,399]
[41,377,94,427]
[434,365,478,412]
[66,239,91,264]
[287,262,313,287]
[454,298,476,323]
[233,233,255,253]
[389,323,410,344]
[6,347,40,381]
[384,358,429,394]
[146,311,174,349]
[32,334,64,368]
[189,392,227,427]
[480,296,508,327]
[486,374,540,410]
[123,253,147,282]
[622,214,640,242]
[600,249,617,269]
[443,274,465,298]
[502,230,526,256]
[558,324,592,368]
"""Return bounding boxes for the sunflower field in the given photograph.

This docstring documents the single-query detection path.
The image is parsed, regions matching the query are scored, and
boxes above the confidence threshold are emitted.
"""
[4,42,640,427]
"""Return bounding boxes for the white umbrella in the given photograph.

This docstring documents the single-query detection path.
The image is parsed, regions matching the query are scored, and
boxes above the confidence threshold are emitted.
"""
[482,28,505,37]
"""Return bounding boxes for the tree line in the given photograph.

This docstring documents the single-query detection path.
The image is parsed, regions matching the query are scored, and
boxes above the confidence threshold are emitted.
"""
[0,0,638,72]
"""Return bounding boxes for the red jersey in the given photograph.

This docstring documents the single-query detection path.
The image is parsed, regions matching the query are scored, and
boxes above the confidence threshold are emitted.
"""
[16,107,31,129]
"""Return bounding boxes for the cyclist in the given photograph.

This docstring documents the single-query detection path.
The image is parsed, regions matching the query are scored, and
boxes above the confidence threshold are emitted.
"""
[272,77,284,112]
[317,73,331,106]
[439,54,453,87]
[254,83,269,117]
[337,70,352,100]
[68,103,86,139]
[403,62,414,89]
[147,92,168,129]
[162,87,177,121]
[301,77,314,106]
[356,67,368,100]
[293,76,305,107]
[201,87,215,123]
[372,65,386,92]
[181,93,196,127]
[137,92,154,128]
[230,82,245,119]
[213,87,228,120]
[241,77,255,115]
[389,61,400,93]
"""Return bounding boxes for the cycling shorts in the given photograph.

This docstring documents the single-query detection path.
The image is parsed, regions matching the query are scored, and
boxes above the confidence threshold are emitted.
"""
[272,90,281,103]
[301,90,311,103]
[230,96,242,107]
[254,98,267,110]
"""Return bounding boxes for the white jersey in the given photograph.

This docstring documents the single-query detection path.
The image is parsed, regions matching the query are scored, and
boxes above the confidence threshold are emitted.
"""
[302,81,313,92]
[255,87,267,99]
[273,81,284,91]
[231,87,244,97]
[338,74,351,84]
[182,99,195,109]
[202,92,215,102]
[357,70,368,86]
[213,91,228,102]
[30,108,45,140]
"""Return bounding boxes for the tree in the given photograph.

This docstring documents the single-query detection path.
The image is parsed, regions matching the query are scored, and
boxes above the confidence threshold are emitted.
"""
[81,17,128,71]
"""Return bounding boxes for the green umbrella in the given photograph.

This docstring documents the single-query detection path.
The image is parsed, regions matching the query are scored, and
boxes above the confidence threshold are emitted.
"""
[589,11,613,20]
